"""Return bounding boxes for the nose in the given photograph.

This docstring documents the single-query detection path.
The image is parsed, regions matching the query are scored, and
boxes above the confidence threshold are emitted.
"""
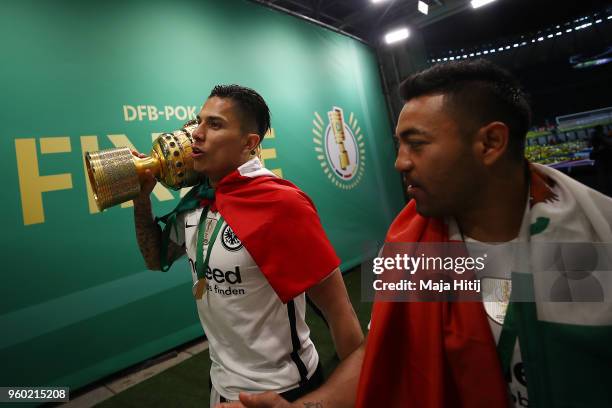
[394,147,414,173]
[192,122,205,141]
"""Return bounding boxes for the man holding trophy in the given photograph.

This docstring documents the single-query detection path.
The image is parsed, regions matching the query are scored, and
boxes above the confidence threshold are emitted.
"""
[129,85,363,407]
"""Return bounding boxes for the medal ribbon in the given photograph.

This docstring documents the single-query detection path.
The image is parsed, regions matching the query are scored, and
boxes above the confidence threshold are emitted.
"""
[195,207,225,281]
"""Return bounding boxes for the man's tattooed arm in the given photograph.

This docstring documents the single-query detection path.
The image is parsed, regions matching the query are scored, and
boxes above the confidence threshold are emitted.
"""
[134,196,185,270]
[302,402,323,408]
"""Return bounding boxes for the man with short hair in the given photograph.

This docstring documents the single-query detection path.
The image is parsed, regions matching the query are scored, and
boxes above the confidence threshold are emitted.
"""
[133,84,363,407]
[222,61,612,408]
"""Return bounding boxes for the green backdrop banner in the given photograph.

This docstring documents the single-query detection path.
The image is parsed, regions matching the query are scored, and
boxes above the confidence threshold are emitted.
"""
[0,0,404,390]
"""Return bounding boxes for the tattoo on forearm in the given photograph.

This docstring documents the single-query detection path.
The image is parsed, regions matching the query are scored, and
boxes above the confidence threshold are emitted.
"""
[303,402,323,408]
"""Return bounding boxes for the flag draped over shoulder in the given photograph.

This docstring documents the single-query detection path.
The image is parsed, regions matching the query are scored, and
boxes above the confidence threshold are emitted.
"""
[157,159,340,304]
[356,163,612,408]
[356,203,510,408]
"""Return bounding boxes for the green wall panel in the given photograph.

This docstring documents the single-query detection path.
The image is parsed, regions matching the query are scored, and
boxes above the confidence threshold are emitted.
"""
[0,0,404,390]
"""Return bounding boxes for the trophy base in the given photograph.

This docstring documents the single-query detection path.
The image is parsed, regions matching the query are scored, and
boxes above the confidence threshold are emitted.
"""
[86,147,141,211]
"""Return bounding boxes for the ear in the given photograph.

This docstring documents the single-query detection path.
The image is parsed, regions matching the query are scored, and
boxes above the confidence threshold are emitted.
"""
[244,133,261,152]
[474,121,510,166]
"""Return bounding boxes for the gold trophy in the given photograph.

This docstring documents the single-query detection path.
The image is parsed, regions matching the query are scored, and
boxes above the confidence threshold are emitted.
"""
[328,107,350,170]
[85,119,200,211]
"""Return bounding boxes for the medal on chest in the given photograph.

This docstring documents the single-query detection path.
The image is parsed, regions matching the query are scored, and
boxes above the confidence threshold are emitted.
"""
[193,215,220,300]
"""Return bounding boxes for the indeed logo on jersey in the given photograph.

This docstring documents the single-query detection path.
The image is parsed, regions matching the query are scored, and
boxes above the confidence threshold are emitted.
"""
[205,265,242,284]
[205,265,246,296]
[187,258,247,296]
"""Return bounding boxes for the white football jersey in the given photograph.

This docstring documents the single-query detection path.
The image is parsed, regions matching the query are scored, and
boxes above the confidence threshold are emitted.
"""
[171,197,320,401]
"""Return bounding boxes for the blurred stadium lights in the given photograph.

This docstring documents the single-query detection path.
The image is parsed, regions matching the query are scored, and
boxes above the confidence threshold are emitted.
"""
[418,1,429,15]
[384,27,410,44]
[428,10,612,64]
[471,0,498,9]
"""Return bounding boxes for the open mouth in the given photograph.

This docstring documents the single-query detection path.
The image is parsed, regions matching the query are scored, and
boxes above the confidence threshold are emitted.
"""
[406,180,424,195]
[192,146,203,157]
[406,178,421,189]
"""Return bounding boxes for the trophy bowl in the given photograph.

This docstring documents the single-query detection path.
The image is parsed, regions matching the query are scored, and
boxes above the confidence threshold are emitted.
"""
[85,120,200,211]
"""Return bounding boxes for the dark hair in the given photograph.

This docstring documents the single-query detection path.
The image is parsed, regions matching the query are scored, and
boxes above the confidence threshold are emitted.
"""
[399,59,531,160]
[209,84,271,139]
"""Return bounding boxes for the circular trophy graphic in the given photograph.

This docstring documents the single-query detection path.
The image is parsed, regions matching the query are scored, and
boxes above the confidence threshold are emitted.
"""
[324,122,359,180]
[312,106,366,190]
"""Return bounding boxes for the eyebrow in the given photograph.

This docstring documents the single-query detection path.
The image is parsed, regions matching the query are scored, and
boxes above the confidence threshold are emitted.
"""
[198,114,227,124]
[396,127,431,139]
